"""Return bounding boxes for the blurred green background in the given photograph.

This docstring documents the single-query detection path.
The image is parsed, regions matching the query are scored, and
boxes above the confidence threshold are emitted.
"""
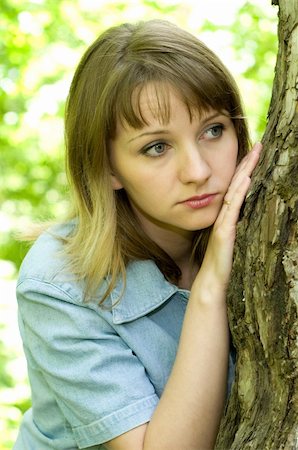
[0,0,277,447]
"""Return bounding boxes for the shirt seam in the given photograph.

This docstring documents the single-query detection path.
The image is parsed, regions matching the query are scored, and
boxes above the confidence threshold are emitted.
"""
[73,394,159,448]
[17,277,80,304]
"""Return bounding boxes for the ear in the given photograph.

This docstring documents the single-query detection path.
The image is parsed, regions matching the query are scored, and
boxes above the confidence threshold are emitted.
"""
[110,172,123,190]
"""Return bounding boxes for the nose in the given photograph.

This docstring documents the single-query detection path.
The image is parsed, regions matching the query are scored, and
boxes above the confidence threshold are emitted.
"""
[178,145,212,185]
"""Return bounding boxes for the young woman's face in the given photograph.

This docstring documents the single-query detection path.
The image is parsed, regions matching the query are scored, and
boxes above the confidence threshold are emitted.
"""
[110,84,238,241]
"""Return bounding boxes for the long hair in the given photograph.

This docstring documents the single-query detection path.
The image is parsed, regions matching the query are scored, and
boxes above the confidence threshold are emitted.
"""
[63,19,250,303]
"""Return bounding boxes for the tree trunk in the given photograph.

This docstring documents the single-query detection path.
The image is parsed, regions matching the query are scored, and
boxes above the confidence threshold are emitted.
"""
[215,1,298,448]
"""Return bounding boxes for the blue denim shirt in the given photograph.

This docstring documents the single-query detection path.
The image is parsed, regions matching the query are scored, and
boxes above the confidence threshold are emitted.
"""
[14,223,234,449]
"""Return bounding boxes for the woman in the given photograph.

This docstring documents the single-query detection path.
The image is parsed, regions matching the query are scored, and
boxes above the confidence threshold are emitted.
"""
[15,19,261,449]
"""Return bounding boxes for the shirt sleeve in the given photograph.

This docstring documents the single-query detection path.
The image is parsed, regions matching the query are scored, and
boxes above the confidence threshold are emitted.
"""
[17,278,159,449]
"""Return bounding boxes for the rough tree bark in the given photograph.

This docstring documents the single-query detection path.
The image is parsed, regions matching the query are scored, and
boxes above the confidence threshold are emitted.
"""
[215,1,298,449]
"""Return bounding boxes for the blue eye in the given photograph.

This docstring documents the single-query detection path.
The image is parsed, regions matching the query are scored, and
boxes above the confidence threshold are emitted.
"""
[143,142,167,157]
[203,124,224,139]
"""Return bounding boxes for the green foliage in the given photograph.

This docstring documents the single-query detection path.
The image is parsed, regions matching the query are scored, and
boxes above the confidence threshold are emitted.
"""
[225,2,278,137]
[0,0,278,447]
[200,2,277,138]
[0,279,31,450]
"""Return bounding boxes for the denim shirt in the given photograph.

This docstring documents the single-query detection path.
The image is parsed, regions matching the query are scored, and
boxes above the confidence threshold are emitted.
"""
[14,223,235,449]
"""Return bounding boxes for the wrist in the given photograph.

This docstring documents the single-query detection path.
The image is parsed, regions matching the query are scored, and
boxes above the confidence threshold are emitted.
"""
[192,268,229,299]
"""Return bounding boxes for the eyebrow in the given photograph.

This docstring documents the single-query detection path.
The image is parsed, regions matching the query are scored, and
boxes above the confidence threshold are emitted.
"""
[128,130,169,143]
[127,112,227,143]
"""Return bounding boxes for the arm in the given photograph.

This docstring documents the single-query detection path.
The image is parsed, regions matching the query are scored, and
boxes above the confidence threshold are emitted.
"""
[104,143,262,450]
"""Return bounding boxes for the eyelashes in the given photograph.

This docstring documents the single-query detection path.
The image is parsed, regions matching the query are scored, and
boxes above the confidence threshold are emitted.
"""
[141,141,169,157]
[140,123,226,158]
[202,124,225,140]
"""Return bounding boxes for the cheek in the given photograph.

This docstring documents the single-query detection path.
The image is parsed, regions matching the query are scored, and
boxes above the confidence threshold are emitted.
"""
[228,157,238,182]
[220,140,238,183]
[113,169,149,197]
[229,137,239,170]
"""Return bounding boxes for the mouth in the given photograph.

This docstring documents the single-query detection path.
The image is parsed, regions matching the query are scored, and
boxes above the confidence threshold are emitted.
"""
[180,194,218,209]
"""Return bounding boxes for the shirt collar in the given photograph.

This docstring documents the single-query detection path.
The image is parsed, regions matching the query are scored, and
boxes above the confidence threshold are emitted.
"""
[110,260,179,324]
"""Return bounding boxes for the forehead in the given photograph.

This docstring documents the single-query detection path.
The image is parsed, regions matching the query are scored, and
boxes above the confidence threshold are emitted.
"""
[118,81,207,133]
[133,83,187,123]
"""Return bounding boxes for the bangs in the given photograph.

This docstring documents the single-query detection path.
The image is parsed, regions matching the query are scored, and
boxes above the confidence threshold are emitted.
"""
[105,46,243,139]
[117,80,174,129]
[110,77,223,137]
[107,70,241,139]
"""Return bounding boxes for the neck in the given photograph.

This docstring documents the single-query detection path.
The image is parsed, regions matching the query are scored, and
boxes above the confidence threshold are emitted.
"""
[141,220,194,263]
[135,216,199,289]
[177,264,199,290]
[153,232,198,290]
[130,202,199,288]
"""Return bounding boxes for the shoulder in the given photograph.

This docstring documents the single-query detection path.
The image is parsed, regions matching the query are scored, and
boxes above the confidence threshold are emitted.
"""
[17,223,180,317]
[18,222,73,282]
[16,221,87,303]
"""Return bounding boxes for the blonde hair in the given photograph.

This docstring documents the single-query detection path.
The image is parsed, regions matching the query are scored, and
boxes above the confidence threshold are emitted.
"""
[62,19,250,303]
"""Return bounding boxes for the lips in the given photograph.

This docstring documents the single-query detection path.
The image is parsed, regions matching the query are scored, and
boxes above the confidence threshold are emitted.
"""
[180,194,217,209]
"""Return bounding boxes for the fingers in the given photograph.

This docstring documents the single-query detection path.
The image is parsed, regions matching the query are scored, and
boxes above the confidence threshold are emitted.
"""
[224,142,262,203]
[234,142,262,178]
[216,143,262,226]
[225,175,251,213]
[204,143,262,285]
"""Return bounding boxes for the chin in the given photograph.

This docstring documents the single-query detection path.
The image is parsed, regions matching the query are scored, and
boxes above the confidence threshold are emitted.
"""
[188,216,217,231]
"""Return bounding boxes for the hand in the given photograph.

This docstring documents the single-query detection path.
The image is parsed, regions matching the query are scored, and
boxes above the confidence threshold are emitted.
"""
[194,142,262,295]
